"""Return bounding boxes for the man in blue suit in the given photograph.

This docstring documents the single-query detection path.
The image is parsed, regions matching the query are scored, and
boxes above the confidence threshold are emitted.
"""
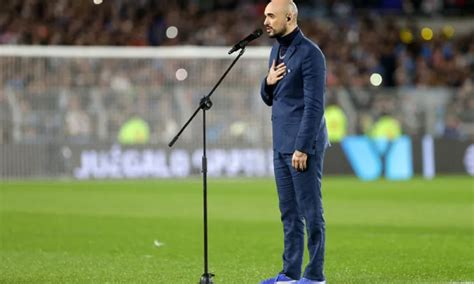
[259,1,329,283]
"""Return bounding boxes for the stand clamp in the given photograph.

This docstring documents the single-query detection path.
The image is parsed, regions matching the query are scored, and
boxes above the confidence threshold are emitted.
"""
[200,97,213,111]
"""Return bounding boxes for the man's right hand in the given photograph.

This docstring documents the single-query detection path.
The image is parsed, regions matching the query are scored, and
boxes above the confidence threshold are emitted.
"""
[266,60,286,86]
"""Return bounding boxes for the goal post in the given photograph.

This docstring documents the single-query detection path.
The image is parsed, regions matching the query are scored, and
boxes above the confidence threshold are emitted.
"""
[0,45,273,146]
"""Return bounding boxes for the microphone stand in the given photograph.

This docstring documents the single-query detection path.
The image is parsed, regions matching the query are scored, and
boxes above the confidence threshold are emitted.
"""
[168,47,247,284]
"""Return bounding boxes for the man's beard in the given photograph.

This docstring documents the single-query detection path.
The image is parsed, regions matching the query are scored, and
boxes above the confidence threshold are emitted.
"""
[267,26,286,38]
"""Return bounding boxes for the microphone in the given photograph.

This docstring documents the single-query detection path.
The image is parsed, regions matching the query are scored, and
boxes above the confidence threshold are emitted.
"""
[228,28,263,55]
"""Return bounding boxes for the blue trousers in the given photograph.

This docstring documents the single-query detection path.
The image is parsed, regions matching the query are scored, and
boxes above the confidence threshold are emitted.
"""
[273,150,326,281]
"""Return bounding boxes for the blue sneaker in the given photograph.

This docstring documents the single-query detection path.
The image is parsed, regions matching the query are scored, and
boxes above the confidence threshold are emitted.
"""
[260,273,296,284]
[296,278,326,284]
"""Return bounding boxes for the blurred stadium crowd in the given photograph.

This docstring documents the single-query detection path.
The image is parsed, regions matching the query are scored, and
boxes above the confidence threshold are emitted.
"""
[0,0,473,144]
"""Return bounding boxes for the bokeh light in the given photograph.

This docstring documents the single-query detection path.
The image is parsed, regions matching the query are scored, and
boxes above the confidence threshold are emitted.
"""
[421,27,434,41]
[370,73,383,87]
[400,29,414,44]
[176,68,188,81]
[442,25,455,39]
[166,26,179,39]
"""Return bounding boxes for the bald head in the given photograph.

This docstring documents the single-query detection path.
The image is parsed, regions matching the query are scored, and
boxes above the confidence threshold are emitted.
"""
[288,1,298,19]
[274,0,298,18]
[264,0,298,38]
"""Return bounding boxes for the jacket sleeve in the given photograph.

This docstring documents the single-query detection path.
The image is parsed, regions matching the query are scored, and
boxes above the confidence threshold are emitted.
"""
[260,46,277,106]
[295,46,326,153]
[260,78,273,106]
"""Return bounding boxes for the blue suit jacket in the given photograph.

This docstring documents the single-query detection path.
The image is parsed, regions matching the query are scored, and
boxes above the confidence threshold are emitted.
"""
[261,30,328,155]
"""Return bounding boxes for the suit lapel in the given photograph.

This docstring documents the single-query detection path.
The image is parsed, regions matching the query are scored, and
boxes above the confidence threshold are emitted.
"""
[272,30,305,98]
[284,46,297,63]
[284,31,303,64]
[270,43,279,66]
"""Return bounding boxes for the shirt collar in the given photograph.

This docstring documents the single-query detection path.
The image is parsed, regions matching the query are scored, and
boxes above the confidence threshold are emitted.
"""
[276,27,300,47]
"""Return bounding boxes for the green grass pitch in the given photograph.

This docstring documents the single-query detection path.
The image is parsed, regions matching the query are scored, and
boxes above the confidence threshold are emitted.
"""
[1,176,473,283]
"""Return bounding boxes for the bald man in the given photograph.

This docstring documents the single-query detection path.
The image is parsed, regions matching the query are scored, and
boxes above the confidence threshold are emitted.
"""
[259,1,329,284]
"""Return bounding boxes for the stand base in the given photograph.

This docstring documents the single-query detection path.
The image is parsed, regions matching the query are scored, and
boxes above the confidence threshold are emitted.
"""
[199,273,215,284]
